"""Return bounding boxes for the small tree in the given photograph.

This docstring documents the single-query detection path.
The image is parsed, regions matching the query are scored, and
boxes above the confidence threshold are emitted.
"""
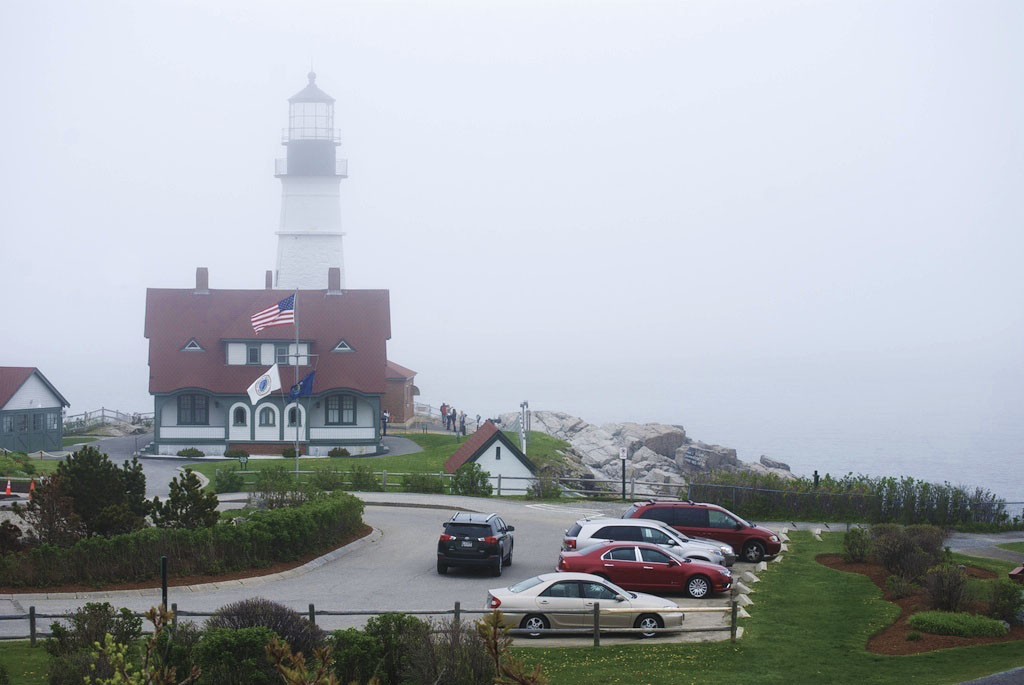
[52,446,151,537]
[12,475,85,546]
[451,463,493,497]
[152,469,220,529]
[476,611,547,685]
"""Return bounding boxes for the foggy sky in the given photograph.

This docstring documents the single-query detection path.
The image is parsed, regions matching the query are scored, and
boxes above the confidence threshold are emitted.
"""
[2,1,1022,473]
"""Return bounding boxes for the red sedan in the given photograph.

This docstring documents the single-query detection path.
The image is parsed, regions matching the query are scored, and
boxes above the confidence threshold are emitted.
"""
[556,541,732,598]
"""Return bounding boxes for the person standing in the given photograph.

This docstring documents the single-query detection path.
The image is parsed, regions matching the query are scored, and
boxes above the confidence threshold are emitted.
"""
[459,411,466,436]
[381,409,390,436]
[449,406,457,432]
[440,403,448,430]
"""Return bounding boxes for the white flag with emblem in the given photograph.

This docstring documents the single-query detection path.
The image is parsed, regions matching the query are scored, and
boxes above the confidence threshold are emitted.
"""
[246,364,282,404]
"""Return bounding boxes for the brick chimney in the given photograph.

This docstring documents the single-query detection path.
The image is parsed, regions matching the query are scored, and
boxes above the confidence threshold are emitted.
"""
[195,267,209,294]
[327,267,342,294]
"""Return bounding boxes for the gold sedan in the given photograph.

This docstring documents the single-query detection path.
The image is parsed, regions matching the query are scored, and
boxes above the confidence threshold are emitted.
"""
[485,572,685,638]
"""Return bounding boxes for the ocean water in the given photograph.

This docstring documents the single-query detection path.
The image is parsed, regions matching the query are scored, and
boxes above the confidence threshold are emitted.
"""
[641,365,1024,505]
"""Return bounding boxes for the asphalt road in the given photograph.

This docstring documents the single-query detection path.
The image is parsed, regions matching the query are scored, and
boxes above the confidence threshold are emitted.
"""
[0,494,743,643]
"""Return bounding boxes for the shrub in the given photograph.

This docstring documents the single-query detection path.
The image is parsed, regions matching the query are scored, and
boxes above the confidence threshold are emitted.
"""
[254,465,315,509]
[223,448,249,459]
[923,564,969,612]
[206,597,325,658]
[328,447,351,457]
[349,465,382,491]
[44,602,142,684]
[214,466,245,493]
[870,524,935,580]
[988,578,1024,623]
[451,463,493,497]
[0,491,364,587]
[402,472,445,494]
[527,468,562,499]
[402,617,495,685]
[908,610,1008,637]
[195,626,278,685]
[310,466,346,491]
[177,448,205,458]
[904,524,947,560]
[282,446,297,458]
[842,527,871,562]
[330,628,382,684]
[885,574,917,600]
[364,613,430,685]
[153,619,203,681]
[0,521,23,555]
[906,631,923,641]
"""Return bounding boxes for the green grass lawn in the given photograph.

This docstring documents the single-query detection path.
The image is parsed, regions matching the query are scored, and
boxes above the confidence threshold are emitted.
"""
[0,641,49,684]
[517,531,1024,684]
[187,431,577,493]
[61,435,98,447]
[996,541,1024,554]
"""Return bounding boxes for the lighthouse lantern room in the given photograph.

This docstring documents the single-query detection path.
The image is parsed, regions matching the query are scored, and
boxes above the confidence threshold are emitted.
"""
[274,72,348,290]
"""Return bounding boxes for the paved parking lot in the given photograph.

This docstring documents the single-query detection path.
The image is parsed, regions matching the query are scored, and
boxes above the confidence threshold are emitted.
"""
[0,492,759,644]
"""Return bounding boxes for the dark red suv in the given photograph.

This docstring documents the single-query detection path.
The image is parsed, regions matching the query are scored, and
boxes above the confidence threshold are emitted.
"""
[622,500,781,563]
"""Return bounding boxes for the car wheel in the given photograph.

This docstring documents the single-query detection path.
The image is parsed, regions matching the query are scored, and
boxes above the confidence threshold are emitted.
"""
[634,614,663,638]
[520,614,549,638]
[504,543,513,567]
[436,560,448,575]
[742,541,765,563]
[686,574,711,599]
[491,555,503,577]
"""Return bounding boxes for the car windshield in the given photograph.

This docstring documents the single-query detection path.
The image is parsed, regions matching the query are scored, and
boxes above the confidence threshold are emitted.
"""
[732,514,751,527]
[600,578,631,597]
[508,577,545,593]
[446,523,491,537]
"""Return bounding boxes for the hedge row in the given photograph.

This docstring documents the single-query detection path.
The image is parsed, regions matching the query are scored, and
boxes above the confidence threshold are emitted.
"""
[688,472,1011,527]
[0,492,364,587]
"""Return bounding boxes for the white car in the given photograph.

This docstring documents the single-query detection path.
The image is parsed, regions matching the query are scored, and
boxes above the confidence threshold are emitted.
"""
[563,518,733,566]
[486,572,684,638]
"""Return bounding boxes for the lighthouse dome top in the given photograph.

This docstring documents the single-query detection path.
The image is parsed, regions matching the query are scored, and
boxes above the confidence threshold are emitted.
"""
[289,71,335,104]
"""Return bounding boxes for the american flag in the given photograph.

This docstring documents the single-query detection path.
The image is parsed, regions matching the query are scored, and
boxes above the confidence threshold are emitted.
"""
[251,294,296,333]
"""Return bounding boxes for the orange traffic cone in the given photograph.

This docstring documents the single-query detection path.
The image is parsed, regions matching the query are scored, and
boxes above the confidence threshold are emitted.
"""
[4,479,10,496]
[29,479,35,499]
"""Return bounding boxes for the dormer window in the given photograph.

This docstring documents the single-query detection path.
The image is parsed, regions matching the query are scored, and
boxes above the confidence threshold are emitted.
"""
[182,338,204,352]
[333,339,354,353]
[247,344,261,365]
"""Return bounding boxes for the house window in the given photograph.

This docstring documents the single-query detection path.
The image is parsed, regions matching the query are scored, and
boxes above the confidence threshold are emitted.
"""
[326,395,356,425]
[16,415,28,432]
[259,407,276,426]
[496,446,501,460]
[182,338,204,351]
[287,407,303,427]
[32,414,43,431]
[276,345,289,366]
[233,407,247,426]
[333,339,354,353]
[2,415,12,433]
[47,413,59,431]
[177,394,209,425]
[247,345,261,365]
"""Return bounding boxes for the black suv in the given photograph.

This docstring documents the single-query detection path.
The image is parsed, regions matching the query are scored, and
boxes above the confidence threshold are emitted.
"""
[437,512,515,576]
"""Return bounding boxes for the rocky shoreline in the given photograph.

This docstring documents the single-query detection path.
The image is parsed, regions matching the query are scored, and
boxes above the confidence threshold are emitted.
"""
[499,410,796,491]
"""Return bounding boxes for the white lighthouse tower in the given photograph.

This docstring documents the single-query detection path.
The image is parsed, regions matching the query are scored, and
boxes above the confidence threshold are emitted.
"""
[274,72,348,290]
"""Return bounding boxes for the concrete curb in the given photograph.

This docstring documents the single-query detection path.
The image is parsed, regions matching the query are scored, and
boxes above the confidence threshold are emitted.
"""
[0,527,383,600]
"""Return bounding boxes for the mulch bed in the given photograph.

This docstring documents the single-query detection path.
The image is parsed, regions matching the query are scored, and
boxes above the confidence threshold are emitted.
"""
[0,523,373,595]
[816,553,1023,655]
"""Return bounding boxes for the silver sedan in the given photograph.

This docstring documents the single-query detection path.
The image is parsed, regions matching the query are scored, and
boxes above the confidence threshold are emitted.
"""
[485,572,684,638]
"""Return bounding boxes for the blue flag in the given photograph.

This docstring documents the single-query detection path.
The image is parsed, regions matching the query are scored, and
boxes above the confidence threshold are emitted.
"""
[288,371,315,400]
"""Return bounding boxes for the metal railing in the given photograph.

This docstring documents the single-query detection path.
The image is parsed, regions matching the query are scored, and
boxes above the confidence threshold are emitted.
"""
[0,598,739,647]
[64,408,153,432]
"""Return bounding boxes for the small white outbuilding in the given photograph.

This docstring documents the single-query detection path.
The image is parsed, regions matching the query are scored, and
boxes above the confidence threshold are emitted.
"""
[443,420,537,495]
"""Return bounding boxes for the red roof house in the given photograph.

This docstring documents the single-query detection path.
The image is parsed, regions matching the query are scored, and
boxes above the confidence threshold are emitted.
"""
[143,268,392,456]
[444,421,537,494]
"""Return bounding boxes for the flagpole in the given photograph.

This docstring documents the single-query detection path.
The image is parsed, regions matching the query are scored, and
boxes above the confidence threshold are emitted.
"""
[294,292,300,478]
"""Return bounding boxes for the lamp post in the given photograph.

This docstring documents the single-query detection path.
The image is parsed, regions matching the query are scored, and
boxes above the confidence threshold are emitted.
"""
[619,447,627,501]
